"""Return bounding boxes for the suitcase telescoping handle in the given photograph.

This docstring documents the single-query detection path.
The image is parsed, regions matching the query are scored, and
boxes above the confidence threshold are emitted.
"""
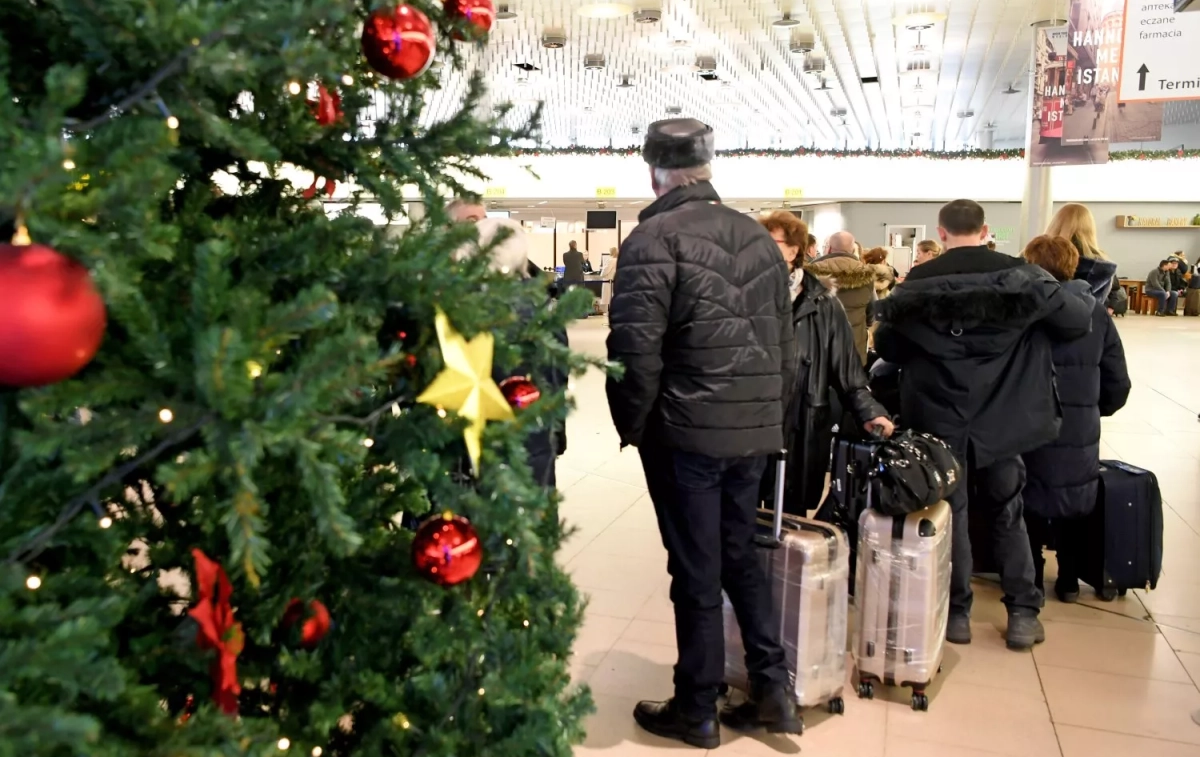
[771,449,787,541]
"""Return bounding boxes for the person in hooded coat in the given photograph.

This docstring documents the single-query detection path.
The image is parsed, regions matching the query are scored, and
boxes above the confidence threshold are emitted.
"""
[1020,236,1130,603]
[807,231,876,364]
[758,212,893,515]
[874,200,1094,652]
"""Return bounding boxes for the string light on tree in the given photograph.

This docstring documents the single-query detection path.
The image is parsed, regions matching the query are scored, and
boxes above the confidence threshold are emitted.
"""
[277,737,291,750]
[288,81,302,95]
[99,516,113,529]
[62,158,75,170]
[26,575,42,590]
[166,116,179,130]
[158,408,174,423]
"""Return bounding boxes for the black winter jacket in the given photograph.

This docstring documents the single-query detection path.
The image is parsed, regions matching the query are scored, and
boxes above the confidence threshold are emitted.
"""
[783,273,886,513]
[875,246,1094,467]
[606,182,797,457]
[1022,273,1130,520]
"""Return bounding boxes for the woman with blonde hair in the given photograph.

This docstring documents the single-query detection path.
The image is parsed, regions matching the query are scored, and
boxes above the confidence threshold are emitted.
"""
[1020,235,1129,602]
[1046,203,1116,301]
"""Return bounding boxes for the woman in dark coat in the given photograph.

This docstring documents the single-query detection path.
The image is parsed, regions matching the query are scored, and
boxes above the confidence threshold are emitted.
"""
[759,212,892,514]
[1021,236,1131,602]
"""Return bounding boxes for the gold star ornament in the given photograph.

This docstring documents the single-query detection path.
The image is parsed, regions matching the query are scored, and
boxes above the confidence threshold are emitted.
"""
[416,309,514,473]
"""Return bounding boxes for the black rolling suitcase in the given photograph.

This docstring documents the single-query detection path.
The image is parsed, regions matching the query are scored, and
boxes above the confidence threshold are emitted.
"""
[816,437,883,591]
[1077,460,1163,599]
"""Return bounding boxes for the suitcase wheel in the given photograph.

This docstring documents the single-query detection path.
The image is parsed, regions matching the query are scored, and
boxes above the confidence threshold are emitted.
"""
[1096,586,1118,602]
[827,696,845,715]
[857,680,875,700]
[1118,588,1128,598]
[911,692,929,711]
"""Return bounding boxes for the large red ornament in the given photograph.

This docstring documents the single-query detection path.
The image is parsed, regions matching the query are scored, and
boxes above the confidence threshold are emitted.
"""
[445,0,494,41]
[361,5,437,81]
[499,375,540,409]
[309,84,343,126]
[186,549,243,716]
[0,237,106,387]
[281,598,332,648]
[412,512,483,586]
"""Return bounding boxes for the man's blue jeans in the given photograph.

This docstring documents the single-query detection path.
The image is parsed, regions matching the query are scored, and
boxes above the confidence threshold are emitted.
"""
[1145,287,1178,314]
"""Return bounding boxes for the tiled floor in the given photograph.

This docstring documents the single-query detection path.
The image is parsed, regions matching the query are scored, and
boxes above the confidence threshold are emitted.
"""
[559,315,1200,756]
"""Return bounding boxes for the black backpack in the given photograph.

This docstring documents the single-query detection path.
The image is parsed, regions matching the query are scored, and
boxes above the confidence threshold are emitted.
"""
[869,430,963,516]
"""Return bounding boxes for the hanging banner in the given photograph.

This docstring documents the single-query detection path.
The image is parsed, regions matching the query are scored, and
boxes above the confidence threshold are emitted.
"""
[1031,26,1110,166]
[1118,0,1200,103]
[1065,0,1163,144]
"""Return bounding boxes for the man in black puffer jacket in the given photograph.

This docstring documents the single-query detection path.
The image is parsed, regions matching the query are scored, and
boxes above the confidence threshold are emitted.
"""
[607,119,799,748]
[875,200,1093,653]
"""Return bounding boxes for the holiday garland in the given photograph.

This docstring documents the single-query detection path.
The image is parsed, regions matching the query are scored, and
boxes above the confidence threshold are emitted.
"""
[509,146,1200,161]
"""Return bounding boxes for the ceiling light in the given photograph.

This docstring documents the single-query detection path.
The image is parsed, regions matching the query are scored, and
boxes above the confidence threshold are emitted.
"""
[789,29,815,54]
[634,8,662,23]
[496,4,518,20]
[542,29,567,48]
[1003,84,1020,94]
[893,5,947,30]
[616,75,635,88]
[803,56,827,75]
[773,12,802,28]
[584,54,606,70]
[577,1,633,18]
[956,110,975,118]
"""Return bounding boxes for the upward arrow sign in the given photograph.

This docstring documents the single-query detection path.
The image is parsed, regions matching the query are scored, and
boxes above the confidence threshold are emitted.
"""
[1137,63,1150,91]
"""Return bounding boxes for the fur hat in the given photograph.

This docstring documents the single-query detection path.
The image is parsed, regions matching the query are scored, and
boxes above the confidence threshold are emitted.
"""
[643,118,715,169]
[456,218,529,276]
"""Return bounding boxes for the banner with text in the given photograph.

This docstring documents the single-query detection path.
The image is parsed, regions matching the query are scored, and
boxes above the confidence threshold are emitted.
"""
[1031,26,1110,166]
[1066,0,1164,145]
[1118,0,1200,103]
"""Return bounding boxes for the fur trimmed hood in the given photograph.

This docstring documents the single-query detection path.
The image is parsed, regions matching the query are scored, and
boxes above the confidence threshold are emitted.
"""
[804,253,876,292]
[1074,256,1118,301]
[877,265,1053,328]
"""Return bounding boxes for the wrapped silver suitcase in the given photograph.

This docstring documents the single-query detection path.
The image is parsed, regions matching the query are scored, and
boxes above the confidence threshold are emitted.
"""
[854,500,951,711]
[723,452,851,730]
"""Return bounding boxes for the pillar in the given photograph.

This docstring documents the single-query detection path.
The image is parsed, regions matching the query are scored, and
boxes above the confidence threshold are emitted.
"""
[1019,59,1054,250]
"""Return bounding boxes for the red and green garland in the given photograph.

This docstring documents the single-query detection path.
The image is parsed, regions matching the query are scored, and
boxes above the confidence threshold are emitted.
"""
[508,146,1200,161]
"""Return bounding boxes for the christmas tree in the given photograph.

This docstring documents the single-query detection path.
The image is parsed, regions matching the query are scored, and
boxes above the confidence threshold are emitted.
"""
[0,2,593,755]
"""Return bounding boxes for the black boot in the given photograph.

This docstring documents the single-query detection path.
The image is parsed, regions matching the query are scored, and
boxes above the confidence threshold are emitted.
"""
[946,613,972,645]
[1054,577,1080,604]
[633,700,720,749]
[1006,611,1046,651]
[719,682,803,735]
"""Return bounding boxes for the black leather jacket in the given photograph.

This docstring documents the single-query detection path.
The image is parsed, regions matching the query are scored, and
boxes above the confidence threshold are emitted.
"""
[782,273,886,514]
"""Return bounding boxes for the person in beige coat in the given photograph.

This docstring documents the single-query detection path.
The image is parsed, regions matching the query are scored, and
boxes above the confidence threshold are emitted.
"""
[807,231,876,364]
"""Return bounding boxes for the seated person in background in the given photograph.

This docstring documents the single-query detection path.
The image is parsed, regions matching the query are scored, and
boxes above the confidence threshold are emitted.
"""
[1144,259,1180,316]
[581,249,595,274]
[1169,251,1190,291]
[1019,236,1130,603]
[874,199,1093,651]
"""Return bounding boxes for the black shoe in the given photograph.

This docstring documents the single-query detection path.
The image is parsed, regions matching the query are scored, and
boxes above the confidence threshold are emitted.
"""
[1054,578,1080,604]
[719,682,803,735]
[946,613,972,645]
[633,700,720,749]
[1006,612,1046,651]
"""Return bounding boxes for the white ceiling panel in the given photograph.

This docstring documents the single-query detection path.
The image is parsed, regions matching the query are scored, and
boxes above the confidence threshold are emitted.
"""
[415,0,1198,151]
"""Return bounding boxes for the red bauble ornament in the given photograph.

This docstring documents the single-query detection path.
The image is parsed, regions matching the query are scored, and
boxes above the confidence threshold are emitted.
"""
[1179,149,1185,158]
[281,598,332,648]
[309,84,343,126]
[499,375,540,409]
[362,5,436,81]
[412,512,483,586]
[0,239,106,387]
[445,0,494,41]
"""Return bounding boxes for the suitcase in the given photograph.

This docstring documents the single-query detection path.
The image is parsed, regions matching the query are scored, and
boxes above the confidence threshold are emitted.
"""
[1185,289,1200,316]
[723,452,851,727]
[819,438,882,546]
[854,500,951,712]
[1077,460,1163,599]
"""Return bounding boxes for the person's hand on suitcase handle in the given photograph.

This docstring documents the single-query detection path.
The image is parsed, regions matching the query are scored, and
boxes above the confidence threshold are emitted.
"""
[864,416,895,439]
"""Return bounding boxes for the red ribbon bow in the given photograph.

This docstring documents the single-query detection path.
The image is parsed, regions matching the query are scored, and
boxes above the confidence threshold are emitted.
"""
[187,548,244,715]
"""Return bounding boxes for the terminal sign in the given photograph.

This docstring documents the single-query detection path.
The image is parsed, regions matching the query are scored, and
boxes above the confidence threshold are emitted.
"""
[483,186,507,198]
[782,188,805,199]
[595,186,618,198]
[1118,0,1200,102]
